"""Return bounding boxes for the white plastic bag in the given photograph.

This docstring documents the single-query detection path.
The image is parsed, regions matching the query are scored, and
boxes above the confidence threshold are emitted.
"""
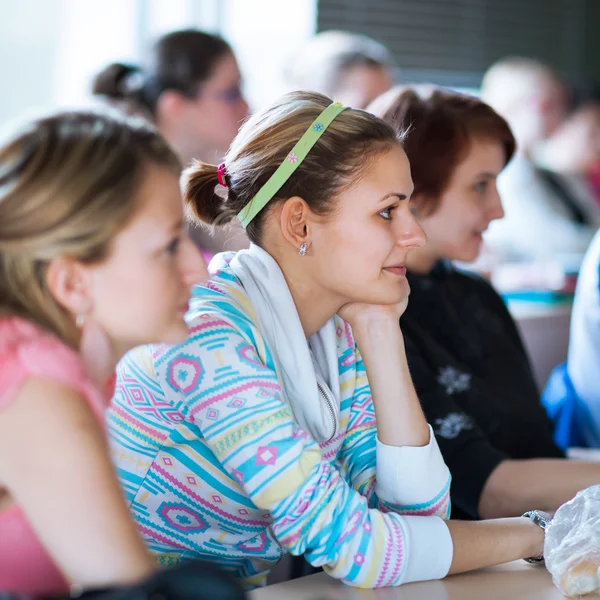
[545,485,600,597]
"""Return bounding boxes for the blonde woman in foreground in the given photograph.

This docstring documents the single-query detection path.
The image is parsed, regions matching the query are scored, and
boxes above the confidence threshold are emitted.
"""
[0,111,206,595]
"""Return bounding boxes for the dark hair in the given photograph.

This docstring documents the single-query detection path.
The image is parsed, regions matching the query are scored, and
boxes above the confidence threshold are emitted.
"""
[93,29,232,117]
[368,85,516,215]
[0,110,180,345]
[182,91,400,245]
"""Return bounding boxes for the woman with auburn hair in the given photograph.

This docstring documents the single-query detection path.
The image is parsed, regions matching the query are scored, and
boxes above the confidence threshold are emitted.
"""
[0,110,207,595]
[369,85,600,522]
[109,91,558,590]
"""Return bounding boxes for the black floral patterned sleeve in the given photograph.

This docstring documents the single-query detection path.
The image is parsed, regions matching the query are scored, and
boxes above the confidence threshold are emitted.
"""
[401,261,564,520]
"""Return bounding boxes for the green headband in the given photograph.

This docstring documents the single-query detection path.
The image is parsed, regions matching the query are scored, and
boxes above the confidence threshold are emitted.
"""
[237,101,348,228]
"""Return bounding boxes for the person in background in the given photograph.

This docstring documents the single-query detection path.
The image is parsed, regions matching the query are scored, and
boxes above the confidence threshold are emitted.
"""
[93,29,248,167]
[369,85,600,522]
[549,91,600,444]
[535,88,600,224]
[543,229,600,449]
[110,91,552,591]
[284,30,395,109]
[0,110,205,595]
[480,57,594,262]
[93,29,250,255]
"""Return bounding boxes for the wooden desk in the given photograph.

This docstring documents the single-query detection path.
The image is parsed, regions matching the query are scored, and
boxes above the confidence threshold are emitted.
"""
[250,561,564,600]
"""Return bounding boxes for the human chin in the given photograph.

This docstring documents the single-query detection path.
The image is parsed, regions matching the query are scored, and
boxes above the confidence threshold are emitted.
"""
[373,276,410,305]
[157,317,190,345]
[144,303,191,346]
[457,234,483,262]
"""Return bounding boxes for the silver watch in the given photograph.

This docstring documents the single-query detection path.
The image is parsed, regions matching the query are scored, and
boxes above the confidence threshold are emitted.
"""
[522,510,552,563]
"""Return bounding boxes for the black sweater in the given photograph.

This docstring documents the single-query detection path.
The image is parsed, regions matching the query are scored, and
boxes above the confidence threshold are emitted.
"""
[402,261,563,519]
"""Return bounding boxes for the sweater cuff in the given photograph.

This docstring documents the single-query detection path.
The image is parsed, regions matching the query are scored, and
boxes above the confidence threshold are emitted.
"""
[399,515,454,583]
[376,424,451,506]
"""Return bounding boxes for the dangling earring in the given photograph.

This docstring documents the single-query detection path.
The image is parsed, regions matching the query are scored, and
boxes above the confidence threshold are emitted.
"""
[298,242,307,257]
[76,313,86,329]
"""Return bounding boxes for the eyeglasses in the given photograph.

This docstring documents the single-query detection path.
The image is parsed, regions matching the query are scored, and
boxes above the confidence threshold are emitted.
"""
[199,83,245,105]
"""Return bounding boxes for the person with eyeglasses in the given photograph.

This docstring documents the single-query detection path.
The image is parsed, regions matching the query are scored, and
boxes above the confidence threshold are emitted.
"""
[93,29,250,255]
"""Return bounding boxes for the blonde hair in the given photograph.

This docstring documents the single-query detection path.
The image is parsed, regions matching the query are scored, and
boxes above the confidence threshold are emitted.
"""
[0,110,180,345]
[183,91,399,244]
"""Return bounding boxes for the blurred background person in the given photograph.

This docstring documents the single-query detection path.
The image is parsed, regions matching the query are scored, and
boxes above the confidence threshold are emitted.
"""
[482,58,566,156]
[283,30,395,109]
[543,228,600,450]
[480,57,596,264]
[535,86,600,225]
[537,86,600,178]
[93,29,250,255]
[369,85,600,523]
[93,29,248,166]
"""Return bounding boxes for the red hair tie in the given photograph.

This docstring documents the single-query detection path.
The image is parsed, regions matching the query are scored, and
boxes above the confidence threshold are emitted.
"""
[217,163,227,187]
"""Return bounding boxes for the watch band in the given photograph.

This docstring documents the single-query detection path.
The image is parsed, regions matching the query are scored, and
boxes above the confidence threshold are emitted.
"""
[522,510,552,564]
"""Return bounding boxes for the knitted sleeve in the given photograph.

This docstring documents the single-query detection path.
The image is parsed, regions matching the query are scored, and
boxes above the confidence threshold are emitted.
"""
[155,311,453,587]
[337,326,451,519]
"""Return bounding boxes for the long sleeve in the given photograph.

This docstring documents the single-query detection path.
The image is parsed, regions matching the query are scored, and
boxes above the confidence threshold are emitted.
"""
[159,311,453,587]
[337,334,451,518]
[401,332,509,519]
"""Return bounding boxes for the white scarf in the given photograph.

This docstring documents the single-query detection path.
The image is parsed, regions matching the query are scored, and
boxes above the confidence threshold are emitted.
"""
[229,244,340,443]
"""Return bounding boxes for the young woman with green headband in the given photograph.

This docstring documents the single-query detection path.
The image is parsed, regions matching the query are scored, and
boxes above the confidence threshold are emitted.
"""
[109,92,548,589]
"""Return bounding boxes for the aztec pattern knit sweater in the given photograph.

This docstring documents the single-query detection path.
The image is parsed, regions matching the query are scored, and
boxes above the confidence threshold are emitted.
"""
[108,252,453,589]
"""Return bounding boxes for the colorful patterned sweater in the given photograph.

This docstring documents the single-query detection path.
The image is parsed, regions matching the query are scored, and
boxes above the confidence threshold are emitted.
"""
[108,252,453,589]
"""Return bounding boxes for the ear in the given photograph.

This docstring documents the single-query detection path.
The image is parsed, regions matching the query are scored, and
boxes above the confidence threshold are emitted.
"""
[46,257,93,318]
[279,196,312,252]
[155,90,189,122]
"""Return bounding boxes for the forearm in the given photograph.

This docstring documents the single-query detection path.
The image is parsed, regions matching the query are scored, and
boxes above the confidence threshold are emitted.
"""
[479,458,600,519]
[341,382,450,517]
[446,518,543,575]
[352,321,429,447]
[270,460,453,587]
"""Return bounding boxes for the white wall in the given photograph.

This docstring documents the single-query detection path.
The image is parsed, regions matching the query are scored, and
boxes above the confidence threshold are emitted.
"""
[52,0,140,109]
[0,0,318,127]
[0,0,143,126]
[0,0,62,125]
[222,0,317,110]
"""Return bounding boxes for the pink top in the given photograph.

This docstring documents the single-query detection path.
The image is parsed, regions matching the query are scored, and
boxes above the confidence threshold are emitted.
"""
[0,317,108,596]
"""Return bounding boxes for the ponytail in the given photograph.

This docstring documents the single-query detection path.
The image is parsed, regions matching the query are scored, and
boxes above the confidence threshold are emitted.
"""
[182,161,238,228]
[181,91,399,245]
[92,63,142,99]
[92,63,152,119]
